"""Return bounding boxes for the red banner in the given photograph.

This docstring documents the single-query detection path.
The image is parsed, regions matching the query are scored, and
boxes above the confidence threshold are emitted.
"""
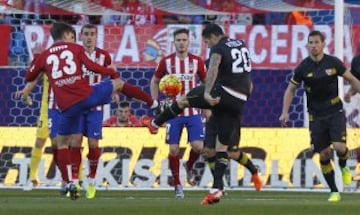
[0,25,11,66]
[23,24,360,69]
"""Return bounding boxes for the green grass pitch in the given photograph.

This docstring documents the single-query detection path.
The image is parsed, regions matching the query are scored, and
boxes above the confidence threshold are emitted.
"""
[0,189,359,215]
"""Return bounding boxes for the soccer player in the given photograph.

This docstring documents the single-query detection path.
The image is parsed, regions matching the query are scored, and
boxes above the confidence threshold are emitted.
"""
[16,76,56,188]
[145,24,252,205]
[203,110,262,192]
[15,42,68,190]
[69,24,113,199]
[25,22,158,200]
[344,54,360,189]
[202,59,262,192]
[149,28,207,198]
[279,30,360,202]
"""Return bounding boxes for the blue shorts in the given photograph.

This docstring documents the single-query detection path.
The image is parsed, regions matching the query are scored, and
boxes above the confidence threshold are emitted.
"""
[79,110,104,139]
[48,109,61,138]
[58,79,113,135]
[165,115,204,144]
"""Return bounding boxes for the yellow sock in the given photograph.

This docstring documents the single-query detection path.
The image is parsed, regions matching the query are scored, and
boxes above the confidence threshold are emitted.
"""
[78,161,84,181]
[238,152,249,166]
[29,147,43,181]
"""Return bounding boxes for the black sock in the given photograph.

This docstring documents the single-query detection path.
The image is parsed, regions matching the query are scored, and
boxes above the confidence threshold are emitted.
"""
[320,160,338,192]
[337,148,349,168]
[237,151,258,175]
[154,102,183,126]
[206,156,216,178]
[213,152,228,190]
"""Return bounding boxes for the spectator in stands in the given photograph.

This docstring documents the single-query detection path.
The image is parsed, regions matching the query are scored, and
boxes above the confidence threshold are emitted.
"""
[102,0,128,25]
[203,15,218,24]
[265,12,288,25]
[126,0,156,25]
[286,11,313,27]
[161,14,180,24]
[178,15,204,24]
[88,15,102,25]
[103,101,142,127]
[50,15,82,25]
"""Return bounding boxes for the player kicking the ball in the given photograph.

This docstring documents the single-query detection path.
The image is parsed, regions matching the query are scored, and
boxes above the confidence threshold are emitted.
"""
[25,22,158,200]
[145,24,253,205]
[148,28,207,198]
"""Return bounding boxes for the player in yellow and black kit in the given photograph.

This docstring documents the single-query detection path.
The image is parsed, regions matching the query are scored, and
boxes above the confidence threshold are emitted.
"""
[29,75,50,186]
[280,30,360,202]
[16,75,59,188]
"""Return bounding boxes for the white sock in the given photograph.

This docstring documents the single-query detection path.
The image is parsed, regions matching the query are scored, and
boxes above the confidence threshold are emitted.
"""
[150,100,158,109]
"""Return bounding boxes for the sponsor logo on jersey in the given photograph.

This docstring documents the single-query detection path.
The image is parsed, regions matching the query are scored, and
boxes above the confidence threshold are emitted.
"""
[325,68,336,76]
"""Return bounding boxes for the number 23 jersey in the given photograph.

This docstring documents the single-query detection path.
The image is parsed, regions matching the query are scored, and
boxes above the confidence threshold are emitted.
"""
[210,37,252,97]
[26,41,117,111]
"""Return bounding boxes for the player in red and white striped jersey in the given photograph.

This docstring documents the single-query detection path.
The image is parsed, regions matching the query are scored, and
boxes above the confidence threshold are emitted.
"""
[16,40,66,190]
[25,22,158,200]
[69,24,112,199]
[149,28,206,198]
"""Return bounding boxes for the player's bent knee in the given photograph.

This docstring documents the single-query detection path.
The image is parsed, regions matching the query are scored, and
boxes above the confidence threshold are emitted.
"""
[228,151,240,160]
[319,147,332,160]
[332,142,347,153]
[191,141,203,153]
[34,138,47,148]
[203,147,215,158]
[177,96,189,108]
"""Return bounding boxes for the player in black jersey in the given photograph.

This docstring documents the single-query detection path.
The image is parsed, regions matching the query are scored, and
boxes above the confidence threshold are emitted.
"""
[344,54,360,102]
[144,24,252,204]
[344,54,360,189]
[202,59,262,194]
[279,30,360,202]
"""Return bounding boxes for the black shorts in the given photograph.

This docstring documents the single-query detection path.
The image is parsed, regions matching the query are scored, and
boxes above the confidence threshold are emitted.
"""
[189,85,244,150]
[309,110,347,153]
[204,115,217,149]
[187,85,246,113]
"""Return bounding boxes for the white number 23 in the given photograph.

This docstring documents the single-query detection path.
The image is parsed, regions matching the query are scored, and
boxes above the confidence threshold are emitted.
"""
[46,50,77,79]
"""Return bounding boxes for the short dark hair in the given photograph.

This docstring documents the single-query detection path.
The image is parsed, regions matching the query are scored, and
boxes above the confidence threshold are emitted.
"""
[81,24,97,34]
[119,101,130,108]
[50,22,75,41]
[173,28,189,38]
[308,30,325,42]
[202,23,224,38]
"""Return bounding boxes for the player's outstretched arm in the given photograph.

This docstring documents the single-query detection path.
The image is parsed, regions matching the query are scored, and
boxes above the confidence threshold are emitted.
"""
[279,82,297,127]
[204,53,221,106]
[15,78,40,106]
[343,70,360,97]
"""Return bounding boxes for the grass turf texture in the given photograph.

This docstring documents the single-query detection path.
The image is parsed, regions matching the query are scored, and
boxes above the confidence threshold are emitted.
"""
[0,189,359,215]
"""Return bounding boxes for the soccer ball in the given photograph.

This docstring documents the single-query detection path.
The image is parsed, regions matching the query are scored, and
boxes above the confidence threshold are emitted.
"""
[159,74,182,97]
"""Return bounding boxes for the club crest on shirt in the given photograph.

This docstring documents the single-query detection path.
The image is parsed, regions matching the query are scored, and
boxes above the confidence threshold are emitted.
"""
[325,68,336,76]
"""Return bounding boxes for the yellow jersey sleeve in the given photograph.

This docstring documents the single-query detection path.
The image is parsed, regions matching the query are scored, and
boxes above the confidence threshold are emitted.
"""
[36,75,49,139]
